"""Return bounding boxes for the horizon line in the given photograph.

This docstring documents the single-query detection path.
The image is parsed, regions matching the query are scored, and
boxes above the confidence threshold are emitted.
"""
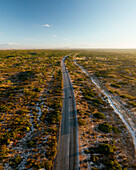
[0,47,136,50]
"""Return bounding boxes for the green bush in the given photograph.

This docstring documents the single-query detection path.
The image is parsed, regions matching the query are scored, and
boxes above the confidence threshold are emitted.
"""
[92,168,98,170]
[0,105,9,112]
[120,94,134,99]
[45,146,57,160]
[91,155,99,162]
[106,160,122,170]
[0,145,9,160]
[81,87,95,98]
[10,155,22,167]
[34,87,42,92]
[112,126,120,134]
[91,98,104,106]
[95,71,101,77]
[84,95,92,100]
[78,117,85,126]
[97,144,116,154]
[84,149,90,154]
[128,101,136,107]
[27,140,36,148]
[110,83,121,88]
[14,155,22,164]
[44,160,53,170]
[98,123,112,133]
[46,136,57,147]
[46,110,61,124]
[93,112,105,119]
[118,81,128,85]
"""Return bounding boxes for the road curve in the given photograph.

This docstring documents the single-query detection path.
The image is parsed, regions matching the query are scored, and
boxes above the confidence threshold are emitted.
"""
[56,56,79,170]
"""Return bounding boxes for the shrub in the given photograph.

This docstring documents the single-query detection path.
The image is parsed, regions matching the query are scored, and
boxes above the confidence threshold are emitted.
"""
[84,149,90,154]
[46,136,57,148]
[110,83,121,88]
[112,126,120,134]
[92,168,98,170]
[91,98,104,106]
[84,95,92,100]
[27,140,36,148]
[91,155,99,162]
[46,110,61,124]
[14,71,35,82]
[106,160,122,170]
[95,71,101,77]
[17,109,29,115]
[128,101,136,107]
[97,144,116,154]
[47,127,58,135]
[93,112,105,119]
[34,87,42,92]
[14,155,22,164]
[98,123,112,133]
[10,155,22,167]
[120,94,134,99]
[44,160,53,170]
[0,144,9,160]
[45,146,57,160]
[78,117,85,126]
[118,81,128,85]
[0,105,9,112]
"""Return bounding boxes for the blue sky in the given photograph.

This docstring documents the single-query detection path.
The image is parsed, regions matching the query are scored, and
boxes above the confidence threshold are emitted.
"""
[0,0,136,49]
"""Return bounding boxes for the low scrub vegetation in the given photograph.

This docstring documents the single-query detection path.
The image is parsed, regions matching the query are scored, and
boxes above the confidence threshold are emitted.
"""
[0,49,71,169]
[77,50,136,111]
[66,52,135,169]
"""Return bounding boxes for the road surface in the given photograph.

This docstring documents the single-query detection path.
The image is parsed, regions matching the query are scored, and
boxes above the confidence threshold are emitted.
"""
[56,56,79,170]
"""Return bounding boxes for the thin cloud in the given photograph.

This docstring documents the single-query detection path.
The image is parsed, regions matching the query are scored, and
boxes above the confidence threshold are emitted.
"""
[53,34,57,37]
[8,43,20,45]
[42,24,51,28]
[0,43,20,46]
[0,43,21,49]
[63,38,67,41]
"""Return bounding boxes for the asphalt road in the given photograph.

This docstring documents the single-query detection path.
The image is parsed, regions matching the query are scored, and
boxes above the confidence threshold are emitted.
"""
[56,56,79,170]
